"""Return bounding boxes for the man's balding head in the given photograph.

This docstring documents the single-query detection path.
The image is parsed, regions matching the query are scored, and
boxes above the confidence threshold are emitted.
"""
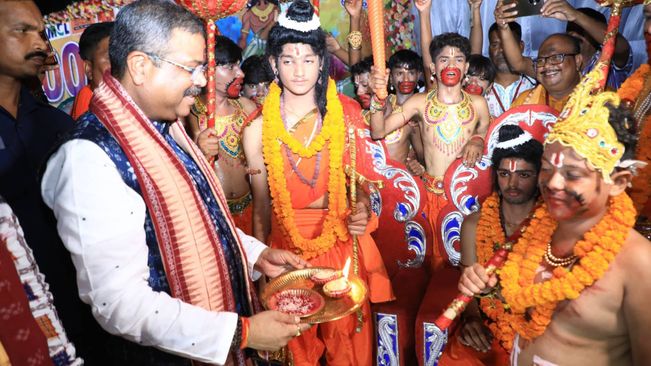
[534,33,582,98]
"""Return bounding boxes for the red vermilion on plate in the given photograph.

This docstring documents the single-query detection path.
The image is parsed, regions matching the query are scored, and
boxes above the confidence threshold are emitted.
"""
[268,288,326,317]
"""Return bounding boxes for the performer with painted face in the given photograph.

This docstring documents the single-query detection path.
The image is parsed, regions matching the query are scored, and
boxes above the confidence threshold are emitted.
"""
[369,50,425,168]
[242,1,393,364]
[459,64,651,365]
[369,32,491,269]
[443,124,543,365]
[351,57,373,114]
[189,36,259,234]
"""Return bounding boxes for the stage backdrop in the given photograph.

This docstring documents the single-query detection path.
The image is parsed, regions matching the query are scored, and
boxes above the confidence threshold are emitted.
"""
[41,0,414,109]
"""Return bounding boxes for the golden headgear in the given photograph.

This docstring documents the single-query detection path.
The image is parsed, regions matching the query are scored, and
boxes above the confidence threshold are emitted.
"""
[545,62,624,183]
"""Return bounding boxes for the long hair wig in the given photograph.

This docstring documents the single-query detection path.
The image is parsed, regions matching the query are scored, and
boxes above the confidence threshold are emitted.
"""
[266,0,330,117]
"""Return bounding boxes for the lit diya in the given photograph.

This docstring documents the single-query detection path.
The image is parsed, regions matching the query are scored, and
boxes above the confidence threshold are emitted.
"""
[268,288,325,317]
[323,257,352,298]
[309,268,341,285]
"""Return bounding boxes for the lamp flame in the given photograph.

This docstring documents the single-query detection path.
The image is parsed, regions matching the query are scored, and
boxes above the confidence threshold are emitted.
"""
[342,257,351,280]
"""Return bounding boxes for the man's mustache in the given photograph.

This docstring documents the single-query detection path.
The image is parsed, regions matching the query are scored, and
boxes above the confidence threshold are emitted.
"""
[25,51,49,61]
[183,85,202,97]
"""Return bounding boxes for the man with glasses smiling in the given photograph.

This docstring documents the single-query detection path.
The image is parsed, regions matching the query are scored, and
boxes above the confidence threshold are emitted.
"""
[511,34,583,113]
[42,1,310,364]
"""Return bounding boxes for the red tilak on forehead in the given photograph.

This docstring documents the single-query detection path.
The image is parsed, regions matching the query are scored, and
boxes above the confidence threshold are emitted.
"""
[294,45,301,56]
[509,159,518,173]
[551,152,565,168]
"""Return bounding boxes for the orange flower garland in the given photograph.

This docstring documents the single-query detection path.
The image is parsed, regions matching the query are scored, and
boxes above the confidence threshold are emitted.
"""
[499,193,636,341]
[618,64,651,215]
[474,193,516,351]
[474,193,541,351]
[262,79,349,260]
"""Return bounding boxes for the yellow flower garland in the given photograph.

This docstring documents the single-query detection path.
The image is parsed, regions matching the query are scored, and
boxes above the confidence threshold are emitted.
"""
[499,193,636,340]
[617,65,651,215]
[262,79,349,259]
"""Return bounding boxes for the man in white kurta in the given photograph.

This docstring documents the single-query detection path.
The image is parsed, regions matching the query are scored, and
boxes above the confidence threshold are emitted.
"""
[41,1,309,365]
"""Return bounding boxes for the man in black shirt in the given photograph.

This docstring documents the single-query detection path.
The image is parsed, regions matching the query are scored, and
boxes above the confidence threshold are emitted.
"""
[0,1,108,363]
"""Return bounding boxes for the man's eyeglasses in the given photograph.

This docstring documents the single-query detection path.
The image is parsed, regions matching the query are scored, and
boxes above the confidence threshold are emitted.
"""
[146,53,206,83]
[533,53,578,69]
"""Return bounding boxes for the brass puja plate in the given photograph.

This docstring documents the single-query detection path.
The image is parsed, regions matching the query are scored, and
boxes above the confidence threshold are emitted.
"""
[261,267,368,324]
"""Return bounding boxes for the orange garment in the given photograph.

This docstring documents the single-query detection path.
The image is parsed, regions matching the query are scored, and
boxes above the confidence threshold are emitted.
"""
[511,84,571,114]
[267,109,392,366]
[438,324,510,366]
[70,85,93,120]
[228,193,253,236]
[422,174,448,271]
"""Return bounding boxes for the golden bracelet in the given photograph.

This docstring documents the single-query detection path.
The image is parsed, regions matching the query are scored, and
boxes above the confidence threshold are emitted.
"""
[347,31,362,50]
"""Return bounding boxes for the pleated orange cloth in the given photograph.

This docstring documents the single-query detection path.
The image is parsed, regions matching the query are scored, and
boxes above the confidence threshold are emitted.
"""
[71,85,93,120]
[267,109,392,365]
[511,85,571,114]
[438,325,510,366]
[422,176,449,272]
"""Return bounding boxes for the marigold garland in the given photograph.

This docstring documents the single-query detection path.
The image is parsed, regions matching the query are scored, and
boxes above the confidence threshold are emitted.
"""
[499,193,636,341]
[262,79,349,260]
[618,64,651,215]
[475,193,538,351]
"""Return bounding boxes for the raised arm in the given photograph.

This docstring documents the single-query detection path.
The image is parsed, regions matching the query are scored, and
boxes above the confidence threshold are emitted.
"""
[326,33,350,66]
[541,0,631,68]
[344,0,364,66]
[242,116,272,243]
[369,66,424,139]
[415,0,435,91]
[494,0,535,78]
[469,0,484,55]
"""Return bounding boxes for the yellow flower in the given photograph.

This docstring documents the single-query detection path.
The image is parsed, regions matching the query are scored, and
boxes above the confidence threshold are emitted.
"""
[261,79,349,260]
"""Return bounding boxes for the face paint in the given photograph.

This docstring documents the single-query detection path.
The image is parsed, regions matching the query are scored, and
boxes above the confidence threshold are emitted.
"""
[463,83,484,95]
[398,81,416,94]
[226,77,244,98]
[357,93,371,109]
[566,189,586,206]
[508,159,518,173]
[551,152,565,169]
[440,66,462,86]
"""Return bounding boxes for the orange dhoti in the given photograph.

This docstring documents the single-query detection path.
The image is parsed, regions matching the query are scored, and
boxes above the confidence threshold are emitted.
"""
[422,173,448,271]
[269,210,393,366]
[265,99,393,365]
[228,192,253,235]
[437,324,510,366]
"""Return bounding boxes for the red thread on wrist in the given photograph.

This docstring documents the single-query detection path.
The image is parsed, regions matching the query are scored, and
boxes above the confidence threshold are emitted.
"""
[240,317,250,349]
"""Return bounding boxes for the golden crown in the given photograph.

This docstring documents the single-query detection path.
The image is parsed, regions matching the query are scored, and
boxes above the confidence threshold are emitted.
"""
[546,62,624,183]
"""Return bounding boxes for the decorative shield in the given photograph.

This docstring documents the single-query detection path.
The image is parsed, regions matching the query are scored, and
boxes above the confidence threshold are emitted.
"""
[436,105,559,266]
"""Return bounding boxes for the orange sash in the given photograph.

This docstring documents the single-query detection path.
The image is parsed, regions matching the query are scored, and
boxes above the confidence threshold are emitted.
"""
[511,84,570,113]
[71,85,93,120]
[268,101,393,303]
